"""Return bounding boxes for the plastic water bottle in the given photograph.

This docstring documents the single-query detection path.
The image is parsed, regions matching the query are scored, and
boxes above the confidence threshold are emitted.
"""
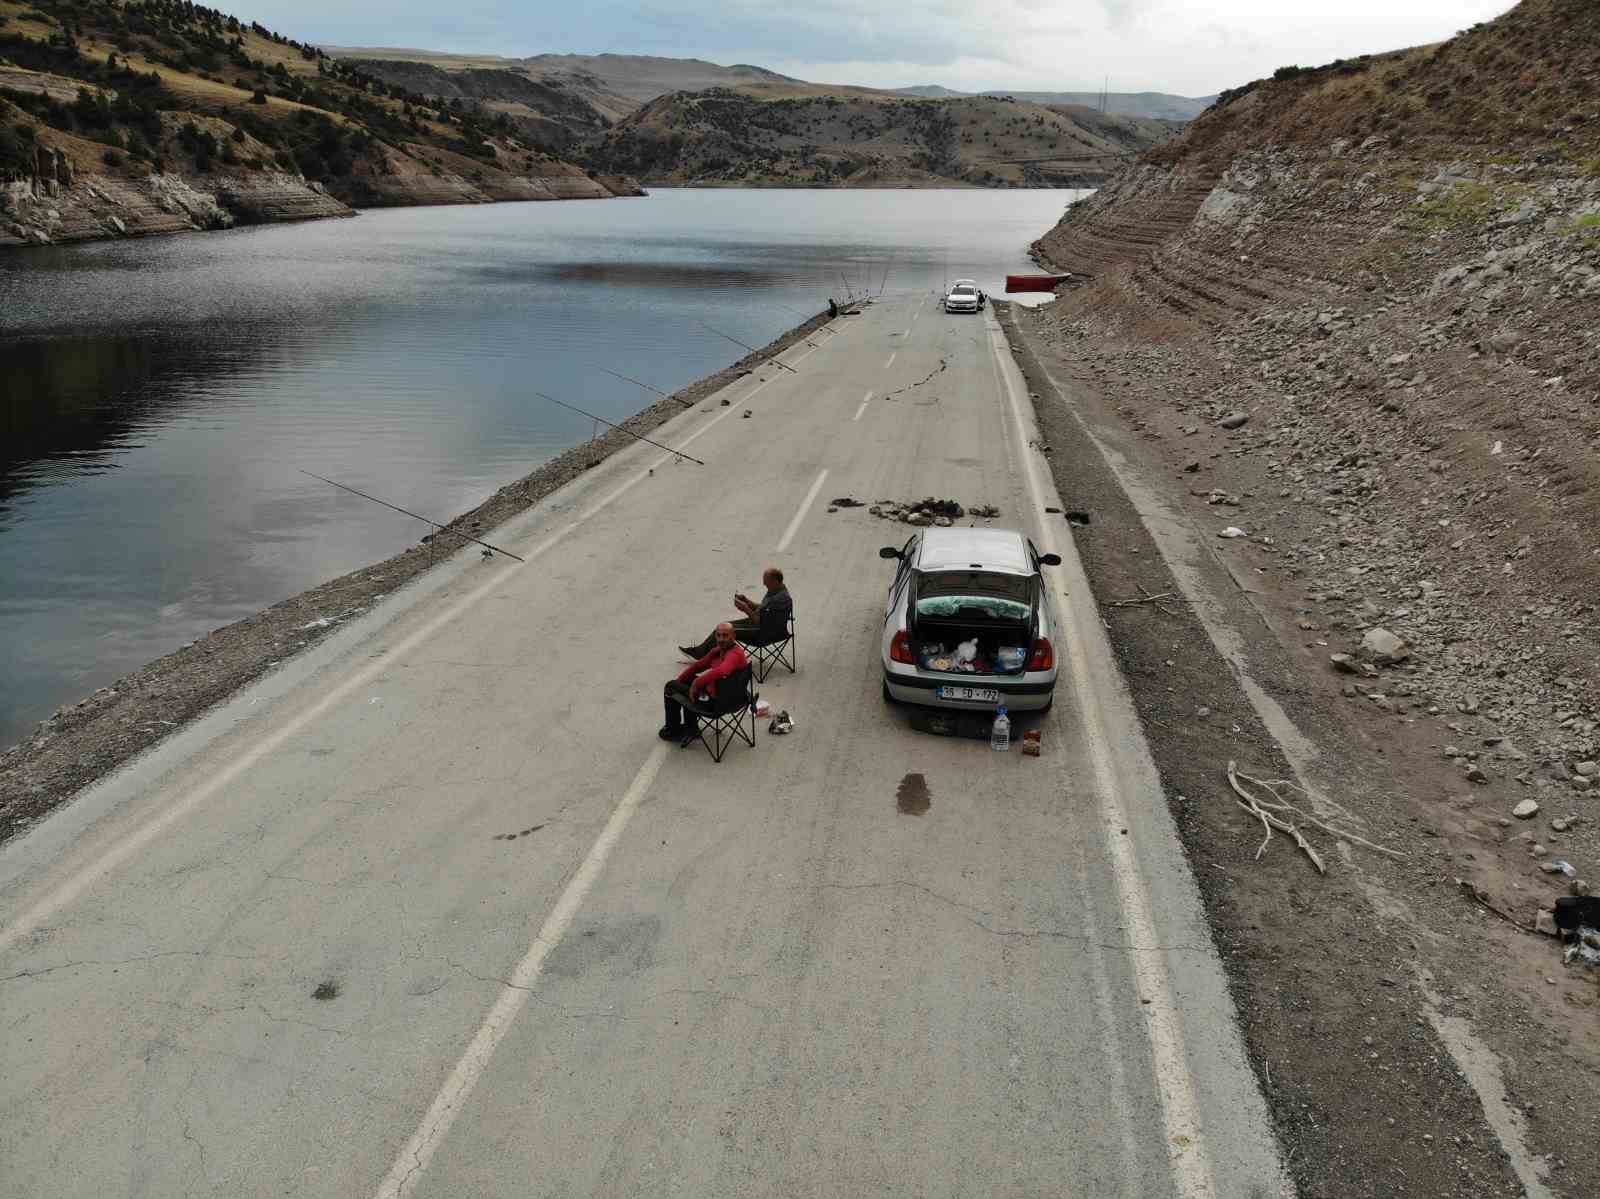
[990,706,1011,752]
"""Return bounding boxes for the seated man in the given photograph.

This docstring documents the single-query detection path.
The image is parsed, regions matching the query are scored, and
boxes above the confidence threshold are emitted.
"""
[661,622,750,744]
[678,566,792,658]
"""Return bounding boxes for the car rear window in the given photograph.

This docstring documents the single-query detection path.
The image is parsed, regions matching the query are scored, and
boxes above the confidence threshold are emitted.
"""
[914,571,1032,621]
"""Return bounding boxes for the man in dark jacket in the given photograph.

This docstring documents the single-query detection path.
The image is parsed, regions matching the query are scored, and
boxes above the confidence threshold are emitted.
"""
[678,566,792,658]
[661,622,750,743]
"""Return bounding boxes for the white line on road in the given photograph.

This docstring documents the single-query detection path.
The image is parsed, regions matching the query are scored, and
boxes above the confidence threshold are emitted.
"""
[989,320,1217,1197]
[883,352,896,369]
[373,743,671,1199]
[0,337,828,959]
[852,390,874,422]
[776,468,829,553]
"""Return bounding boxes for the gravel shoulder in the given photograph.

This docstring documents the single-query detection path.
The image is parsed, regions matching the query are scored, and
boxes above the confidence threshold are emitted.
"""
[0,310,836,845]
[999,299,1598,1197]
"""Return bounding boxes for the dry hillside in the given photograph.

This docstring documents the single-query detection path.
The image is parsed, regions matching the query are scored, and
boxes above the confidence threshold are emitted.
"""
[1019,2,1600,1189]
[0,0,638,248]
[587,86,1176,188]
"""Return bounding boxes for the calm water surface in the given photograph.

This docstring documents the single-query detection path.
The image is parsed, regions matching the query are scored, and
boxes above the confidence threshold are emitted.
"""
[0,187,1086,748]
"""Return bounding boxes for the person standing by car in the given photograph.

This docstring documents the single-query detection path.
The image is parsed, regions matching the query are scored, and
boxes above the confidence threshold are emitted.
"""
[661,623,749,742]
[678,566,792,658]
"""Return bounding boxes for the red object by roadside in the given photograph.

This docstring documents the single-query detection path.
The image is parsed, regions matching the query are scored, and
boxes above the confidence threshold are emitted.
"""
[1005,274,1069,293]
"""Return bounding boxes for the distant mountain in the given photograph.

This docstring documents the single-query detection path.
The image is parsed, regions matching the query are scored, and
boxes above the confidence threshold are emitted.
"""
[587,87,1176,189]
[518,54,799,105]
[320,49,1182,189]
[895,86,1214,122]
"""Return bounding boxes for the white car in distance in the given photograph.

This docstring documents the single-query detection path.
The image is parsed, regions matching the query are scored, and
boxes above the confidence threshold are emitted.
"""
[942,279,984,313]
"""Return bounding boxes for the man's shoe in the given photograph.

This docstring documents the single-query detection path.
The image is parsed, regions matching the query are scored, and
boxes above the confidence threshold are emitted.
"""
[658,726,680,741]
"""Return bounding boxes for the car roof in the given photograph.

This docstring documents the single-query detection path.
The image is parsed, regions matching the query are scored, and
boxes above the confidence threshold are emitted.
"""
[915,527,1032,575]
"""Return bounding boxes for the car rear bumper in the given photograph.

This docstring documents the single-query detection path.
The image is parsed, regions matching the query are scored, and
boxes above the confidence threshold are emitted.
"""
[883,667,1055,711]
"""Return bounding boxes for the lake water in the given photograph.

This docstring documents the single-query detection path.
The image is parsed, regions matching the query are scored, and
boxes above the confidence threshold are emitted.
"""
[0,187,1087,749]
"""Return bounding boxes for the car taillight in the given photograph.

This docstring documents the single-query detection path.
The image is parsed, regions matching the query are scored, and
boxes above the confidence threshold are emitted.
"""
[1028,637,1054,671]
[890,630,916,664]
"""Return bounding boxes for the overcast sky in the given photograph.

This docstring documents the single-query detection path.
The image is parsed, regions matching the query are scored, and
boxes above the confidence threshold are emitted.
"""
[253,0,1517,96]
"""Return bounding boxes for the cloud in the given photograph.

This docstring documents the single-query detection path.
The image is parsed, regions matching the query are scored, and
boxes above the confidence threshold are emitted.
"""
[255,0,1517,95]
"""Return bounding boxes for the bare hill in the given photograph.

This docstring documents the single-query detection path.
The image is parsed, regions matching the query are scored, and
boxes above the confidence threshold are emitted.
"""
[897,85,1213,122]
[519,53,797,104]
[1024,6,1600,1186]
[588,87,1176,188]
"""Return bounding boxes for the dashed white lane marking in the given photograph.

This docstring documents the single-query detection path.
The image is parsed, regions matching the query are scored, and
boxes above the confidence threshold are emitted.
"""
[852,390,874,422]
[776,468,829,554]
[989,321,1217,1197]
[373,742,671,1199]
[0,336,827,960]
[883,351,897,369]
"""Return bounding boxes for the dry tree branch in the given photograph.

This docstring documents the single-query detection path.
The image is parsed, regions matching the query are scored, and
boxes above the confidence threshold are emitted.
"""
[1234,770,1404,860]
[1227,761,1327,874]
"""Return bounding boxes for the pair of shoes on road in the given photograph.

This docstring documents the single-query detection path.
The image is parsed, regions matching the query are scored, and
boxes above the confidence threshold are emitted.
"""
[657,725,700,746]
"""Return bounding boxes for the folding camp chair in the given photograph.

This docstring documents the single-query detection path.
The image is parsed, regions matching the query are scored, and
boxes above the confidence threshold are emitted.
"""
[684,664,758,762]
[738,610,796,684]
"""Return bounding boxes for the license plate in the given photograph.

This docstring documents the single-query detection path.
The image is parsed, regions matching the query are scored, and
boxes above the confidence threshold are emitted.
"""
[937,686,1001,703]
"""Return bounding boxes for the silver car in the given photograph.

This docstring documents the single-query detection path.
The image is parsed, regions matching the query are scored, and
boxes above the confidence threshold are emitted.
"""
[879,527,1061,712]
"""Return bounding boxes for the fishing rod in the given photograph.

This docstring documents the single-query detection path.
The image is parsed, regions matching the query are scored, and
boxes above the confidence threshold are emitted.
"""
[698,321,800,374]
[299,470,526,562]
[595,366,694,409]
[530,390,705,466]
[764,303,825,345]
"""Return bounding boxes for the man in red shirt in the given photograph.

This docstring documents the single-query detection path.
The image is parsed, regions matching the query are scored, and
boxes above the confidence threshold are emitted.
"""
[660,622,750,744]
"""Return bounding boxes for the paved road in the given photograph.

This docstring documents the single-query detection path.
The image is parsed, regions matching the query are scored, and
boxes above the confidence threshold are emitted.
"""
[0,297,1286,1197]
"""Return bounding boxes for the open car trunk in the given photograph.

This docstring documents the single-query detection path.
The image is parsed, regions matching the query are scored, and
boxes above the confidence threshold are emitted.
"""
[909,571,1038,676]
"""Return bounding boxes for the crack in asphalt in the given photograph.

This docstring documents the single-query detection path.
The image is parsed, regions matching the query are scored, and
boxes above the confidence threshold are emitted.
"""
[811,880,1209,954]
[883,357,949,401]
[0,949,264,985]
[180,1118,208,1199]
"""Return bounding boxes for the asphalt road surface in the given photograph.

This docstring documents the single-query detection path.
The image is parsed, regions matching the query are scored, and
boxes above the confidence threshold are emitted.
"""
[0,297,1288,1197]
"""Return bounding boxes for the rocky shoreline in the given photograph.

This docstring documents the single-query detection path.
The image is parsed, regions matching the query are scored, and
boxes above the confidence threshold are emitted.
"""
[0,153,642,248]
[0,308,833,843]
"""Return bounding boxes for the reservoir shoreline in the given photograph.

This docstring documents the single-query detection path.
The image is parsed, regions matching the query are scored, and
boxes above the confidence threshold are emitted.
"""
[0,306,836,844]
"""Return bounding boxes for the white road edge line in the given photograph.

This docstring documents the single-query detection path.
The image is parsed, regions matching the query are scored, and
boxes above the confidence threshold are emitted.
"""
[373,743,671,1199]
[776,468,829,554]
[852,390,873,422]
[883,351,896,369]
[988,319,1217,1198]
[0,338,826,959]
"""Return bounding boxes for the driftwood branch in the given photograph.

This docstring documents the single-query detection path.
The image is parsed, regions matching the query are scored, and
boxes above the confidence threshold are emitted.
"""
[1227,761,1326,874]
[1235,770,1405,860]
[1106,584,1183,616]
